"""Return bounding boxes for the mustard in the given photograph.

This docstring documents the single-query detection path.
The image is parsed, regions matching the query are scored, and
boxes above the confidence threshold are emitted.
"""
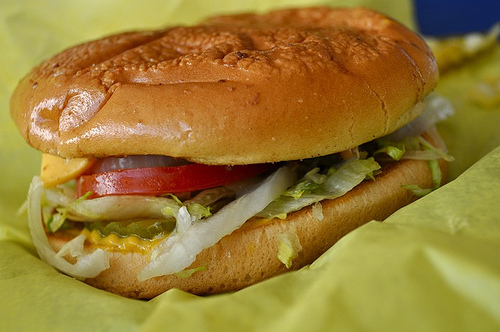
[80,228,167,253]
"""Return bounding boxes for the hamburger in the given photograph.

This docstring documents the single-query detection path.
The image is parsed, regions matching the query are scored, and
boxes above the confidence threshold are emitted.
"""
[10,7,453,298]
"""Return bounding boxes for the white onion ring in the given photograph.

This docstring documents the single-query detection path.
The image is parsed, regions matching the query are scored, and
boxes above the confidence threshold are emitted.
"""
[89,155,190,173]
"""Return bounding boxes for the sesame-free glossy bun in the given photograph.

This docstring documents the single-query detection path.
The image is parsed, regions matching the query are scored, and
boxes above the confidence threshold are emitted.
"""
[11,7,438,165]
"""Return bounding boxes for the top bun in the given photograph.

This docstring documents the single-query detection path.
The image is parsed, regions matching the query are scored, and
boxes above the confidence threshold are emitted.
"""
[11,7,438,165]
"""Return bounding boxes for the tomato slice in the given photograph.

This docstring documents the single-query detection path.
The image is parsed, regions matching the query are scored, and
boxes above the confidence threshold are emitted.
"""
[76,163,276,198]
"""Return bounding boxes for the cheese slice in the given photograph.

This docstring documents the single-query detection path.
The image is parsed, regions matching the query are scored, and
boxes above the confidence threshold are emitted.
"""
[40,154,95,187]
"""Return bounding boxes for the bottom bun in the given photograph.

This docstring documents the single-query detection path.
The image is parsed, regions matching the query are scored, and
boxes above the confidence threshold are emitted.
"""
[48,156,447,299]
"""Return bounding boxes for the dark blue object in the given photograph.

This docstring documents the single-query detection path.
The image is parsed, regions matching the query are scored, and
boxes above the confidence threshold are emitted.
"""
[415,0,500,36]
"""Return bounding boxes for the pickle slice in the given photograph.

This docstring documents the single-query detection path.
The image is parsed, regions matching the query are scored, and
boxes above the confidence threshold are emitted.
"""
[85,219,175,240]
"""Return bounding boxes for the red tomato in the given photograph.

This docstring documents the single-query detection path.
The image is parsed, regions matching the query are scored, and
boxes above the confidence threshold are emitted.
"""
[76,163,276,198]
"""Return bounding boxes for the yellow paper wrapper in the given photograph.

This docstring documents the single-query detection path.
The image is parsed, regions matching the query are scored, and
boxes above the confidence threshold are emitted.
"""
[1,1,499,331]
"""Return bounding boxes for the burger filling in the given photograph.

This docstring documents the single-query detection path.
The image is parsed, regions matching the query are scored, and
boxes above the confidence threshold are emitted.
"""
[26,94,453,280]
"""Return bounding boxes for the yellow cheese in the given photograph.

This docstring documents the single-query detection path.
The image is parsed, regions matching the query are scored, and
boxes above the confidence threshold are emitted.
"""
[40,154,95,187]
[81,228,165,253]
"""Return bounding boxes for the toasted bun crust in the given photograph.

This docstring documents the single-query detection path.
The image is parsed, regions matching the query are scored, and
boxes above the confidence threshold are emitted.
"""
[48,155,447,298]
[11,7,438,165]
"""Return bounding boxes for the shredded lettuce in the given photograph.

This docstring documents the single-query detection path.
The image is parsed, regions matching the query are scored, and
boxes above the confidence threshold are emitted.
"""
[374,142,406,161]
[257,158,381,219]
[277,231,303,268]
[47,207,68,232]
[400,184,433,197]
[375,136,454,163]
[27,177,110,279]
[186,203,212,220]
[311,202,324,221]
[403,157,444,197]
[429,159,442,189]
[138,165,296,280]
[377,94,454,198]
[376,134,450,197]
[174,266,206,279]
[417,136,454,162]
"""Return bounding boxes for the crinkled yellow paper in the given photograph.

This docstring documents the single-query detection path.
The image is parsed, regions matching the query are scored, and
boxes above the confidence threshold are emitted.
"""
[1,1,499,331]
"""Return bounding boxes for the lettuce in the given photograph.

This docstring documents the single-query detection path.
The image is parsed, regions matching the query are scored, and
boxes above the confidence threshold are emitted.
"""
[376,135,451,197]
[257,158,381,219]
[27,177,110,279]
[46,207,68,232]
[374,142,406,161]
[375,136,454,163]
[138,165,296,280]
[277,231,303,268]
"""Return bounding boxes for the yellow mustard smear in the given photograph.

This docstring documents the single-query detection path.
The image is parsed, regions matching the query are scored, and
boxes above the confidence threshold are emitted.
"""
[80,228,168,254]
[80,217,279,254]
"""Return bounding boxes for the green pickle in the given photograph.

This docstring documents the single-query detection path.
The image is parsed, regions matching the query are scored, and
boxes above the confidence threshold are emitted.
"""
[85,219,176,240]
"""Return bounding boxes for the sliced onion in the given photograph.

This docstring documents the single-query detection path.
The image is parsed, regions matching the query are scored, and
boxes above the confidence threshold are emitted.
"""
[28,176,110,279]
[137,165,296,280]
[89,155,189,173]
